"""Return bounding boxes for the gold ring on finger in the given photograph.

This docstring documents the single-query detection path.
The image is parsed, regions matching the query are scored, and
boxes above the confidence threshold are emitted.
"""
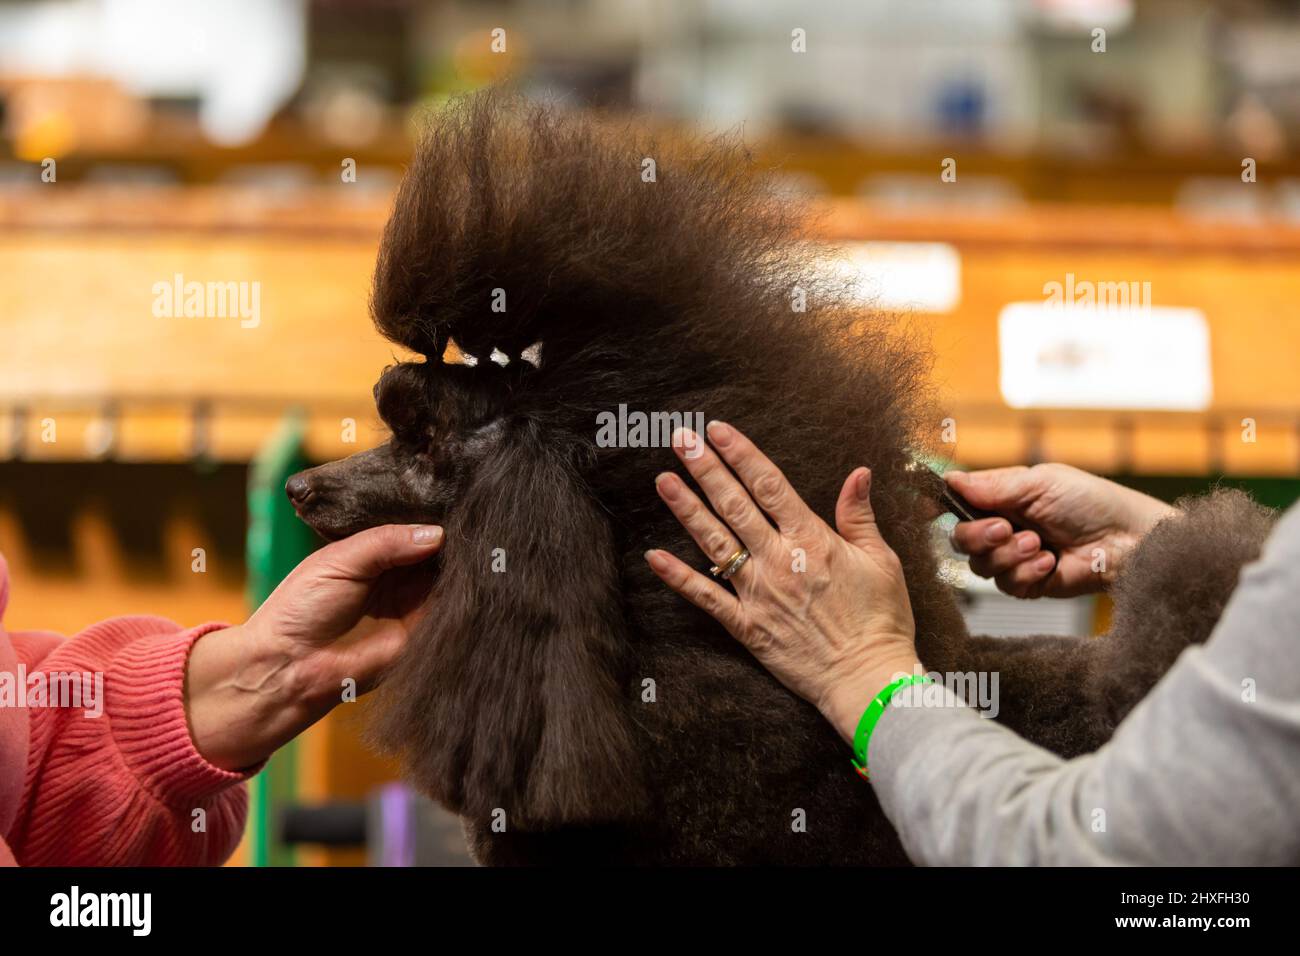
[709,548,751,581]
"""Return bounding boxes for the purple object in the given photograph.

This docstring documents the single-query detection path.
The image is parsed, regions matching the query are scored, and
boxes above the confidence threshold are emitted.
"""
[377,783,414,867]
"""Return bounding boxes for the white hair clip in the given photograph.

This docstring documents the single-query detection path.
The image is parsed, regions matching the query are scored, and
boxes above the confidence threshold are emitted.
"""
[443,337,541,370]
[442,338,477,366]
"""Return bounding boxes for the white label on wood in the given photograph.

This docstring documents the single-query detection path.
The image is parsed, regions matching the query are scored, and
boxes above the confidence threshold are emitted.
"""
[998,303,1212,410]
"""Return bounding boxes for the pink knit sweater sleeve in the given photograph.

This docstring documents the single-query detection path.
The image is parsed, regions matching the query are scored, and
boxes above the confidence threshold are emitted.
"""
[6,617,255,866]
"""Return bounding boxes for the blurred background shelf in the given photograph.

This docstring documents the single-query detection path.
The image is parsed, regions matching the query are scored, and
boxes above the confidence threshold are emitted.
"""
[5,188,1300,472]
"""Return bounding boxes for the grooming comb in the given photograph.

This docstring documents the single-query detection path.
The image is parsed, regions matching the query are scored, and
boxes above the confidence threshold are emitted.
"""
[905,459,1059,565]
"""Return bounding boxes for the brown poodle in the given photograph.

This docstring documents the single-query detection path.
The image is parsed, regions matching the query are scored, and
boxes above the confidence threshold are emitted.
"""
[286,91,1276,864]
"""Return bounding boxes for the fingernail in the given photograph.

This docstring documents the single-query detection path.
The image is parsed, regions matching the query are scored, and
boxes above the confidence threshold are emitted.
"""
[644,549,670,572]
[655,472,681,500]
[411,525,443,545]
[1035,553,1056,573]
[985,521,1011,544]
[671,427,700,455]
[1016,533,1038,554]
[945,470,967,482]
[856,467,872,500]
[706,420,733,447]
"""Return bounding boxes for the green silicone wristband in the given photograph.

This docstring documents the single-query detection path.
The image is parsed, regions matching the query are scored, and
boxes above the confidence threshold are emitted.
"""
[850,674,932,778]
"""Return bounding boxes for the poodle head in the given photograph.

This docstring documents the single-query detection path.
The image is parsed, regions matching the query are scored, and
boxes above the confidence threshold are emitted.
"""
[286,361,512,540]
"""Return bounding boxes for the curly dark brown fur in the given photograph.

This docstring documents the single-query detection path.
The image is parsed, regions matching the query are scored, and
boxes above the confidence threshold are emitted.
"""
[1093,489,1277,726]
[290,90,1277,864]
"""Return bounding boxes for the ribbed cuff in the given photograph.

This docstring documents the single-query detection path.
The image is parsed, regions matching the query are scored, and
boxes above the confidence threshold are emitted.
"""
[106,620,263,806]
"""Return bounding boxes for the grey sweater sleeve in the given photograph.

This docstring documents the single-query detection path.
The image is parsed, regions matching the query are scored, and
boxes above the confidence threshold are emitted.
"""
[869,501,1300,866]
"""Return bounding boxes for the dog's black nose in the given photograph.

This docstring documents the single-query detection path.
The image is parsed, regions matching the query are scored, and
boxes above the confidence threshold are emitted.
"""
[285,474,314,506]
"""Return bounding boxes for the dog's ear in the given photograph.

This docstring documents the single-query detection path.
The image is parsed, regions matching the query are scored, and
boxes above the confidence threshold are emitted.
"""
[371,428,648,830]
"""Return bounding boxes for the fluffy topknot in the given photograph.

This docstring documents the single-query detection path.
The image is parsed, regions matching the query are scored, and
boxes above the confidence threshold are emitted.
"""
[372,89,826,363]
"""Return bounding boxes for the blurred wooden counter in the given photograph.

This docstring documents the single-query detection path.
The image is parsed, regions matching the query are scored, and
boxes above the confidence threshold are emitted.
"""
[0,186,400,462]
[820,198,1300,476]
[1,186,1299,473]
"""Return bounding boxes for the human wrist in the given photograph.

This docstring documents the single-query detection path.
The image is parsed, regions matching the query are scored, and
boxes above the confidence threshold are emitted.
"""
[184,624,319,771]
[819,650,924,747]
[1123,486,1180,536]
[1102,494,1180,585]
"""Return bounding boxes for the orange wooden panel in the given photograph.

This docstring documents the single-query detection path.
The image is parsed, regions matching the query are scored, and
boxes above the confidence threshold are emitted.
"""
[116,405,194,461]
[15,407,104,461]
[944,421,1027,468]
[208,409,309,462]
[1038,422,1125,472]
[0,233,403,404]
[3,191,1300,477]
[1219,423,1300,476]
[1131,421,1214,476]
[0,508,246,635]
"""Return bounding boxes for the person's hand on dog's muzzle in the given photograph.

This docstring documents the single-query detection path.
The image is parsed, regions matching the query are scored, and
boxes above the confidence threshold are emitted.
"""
[645,422,922,746]
[184,524,443,771]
